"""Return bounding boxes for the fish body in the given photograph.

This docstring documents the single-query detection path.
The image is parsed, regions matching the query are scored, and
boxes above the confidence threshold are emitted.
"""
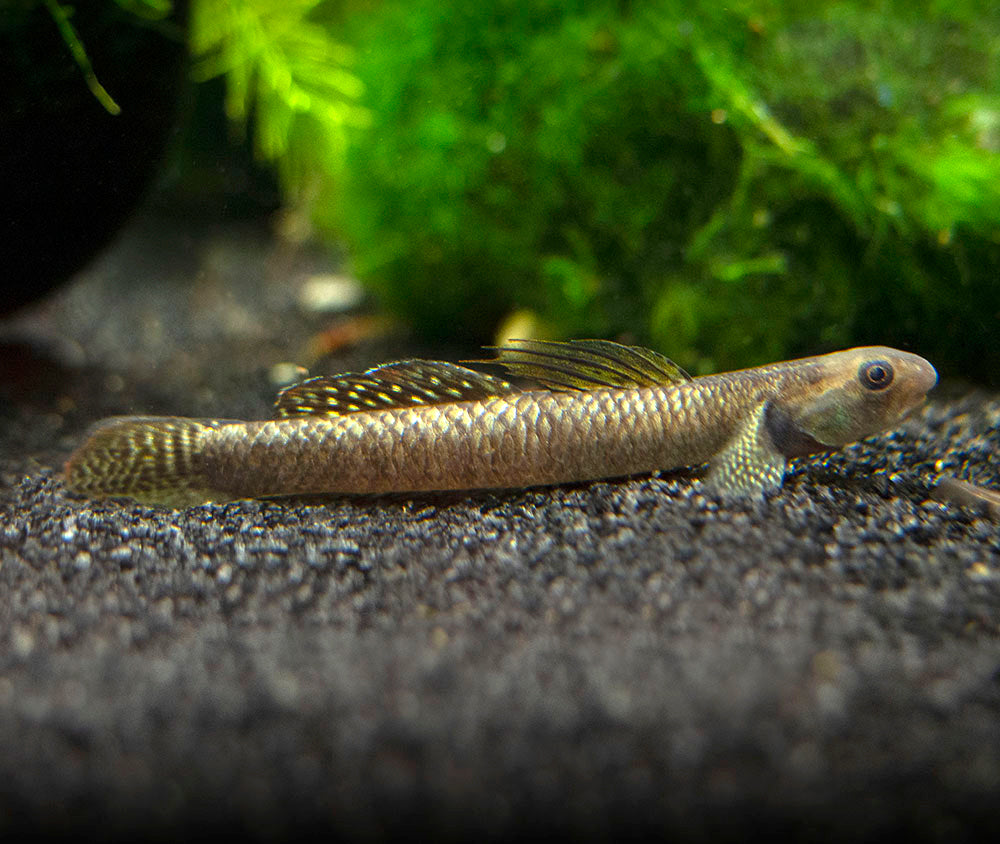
[64,341,937,507]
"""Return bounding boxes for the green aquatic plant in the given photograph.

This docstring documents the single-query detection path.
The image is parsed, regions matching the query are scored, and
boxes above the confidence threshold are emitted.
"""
[329,0,1000,381]
[42,0,173,114]
[180,0,999,381]
[189,0,369,203]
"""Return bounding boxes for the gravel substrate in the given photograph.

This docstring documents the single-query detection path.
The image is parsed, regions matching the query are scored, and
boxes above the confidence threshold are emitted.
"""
[1,211,998,841]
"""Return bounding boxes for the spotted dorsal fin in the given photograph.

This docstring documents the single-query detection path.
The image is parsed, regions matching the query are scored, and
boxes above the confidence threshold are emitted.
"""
[489,339,691,391]
[275,360,519,417]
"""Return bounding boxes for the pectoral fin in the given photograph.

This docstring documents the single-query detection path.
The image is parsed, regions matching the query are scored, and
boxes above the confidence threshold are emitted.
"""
[705,402,787,497]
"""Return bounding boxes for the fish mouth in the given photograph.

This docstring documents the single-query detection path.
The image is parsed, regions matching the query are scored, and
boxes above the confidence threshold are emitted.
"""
[894,357,936,422]
[918,361,939,395]
[900,356,938,410]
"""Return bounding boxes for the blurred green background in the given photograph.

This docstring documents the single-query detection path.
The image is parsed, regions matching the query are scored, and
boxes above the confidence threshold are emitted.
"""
[38,0,1000,380]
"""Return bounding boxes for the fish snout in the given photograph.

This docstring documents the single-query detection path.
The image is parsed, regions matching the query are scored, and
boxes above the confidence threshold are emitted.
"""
[909,355,938,398]
[919,359,939,395]
[895,353,937,415]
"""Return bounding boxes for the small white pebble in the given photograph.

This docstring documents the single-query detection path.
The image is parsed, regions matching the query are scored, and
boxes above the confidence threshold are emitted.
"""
[269,362,308,388]
[297,274,365,314]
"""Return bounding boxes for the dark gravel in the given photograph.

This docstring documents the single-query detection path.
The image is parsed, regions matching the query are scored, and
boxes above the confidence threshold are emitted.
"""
[1,211,999,841]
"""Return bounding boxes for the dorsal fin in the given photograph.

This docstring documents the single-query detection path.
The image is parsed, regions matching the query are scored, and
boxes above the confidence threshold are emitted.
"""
[489,339,691,391]
[275,360,519,417]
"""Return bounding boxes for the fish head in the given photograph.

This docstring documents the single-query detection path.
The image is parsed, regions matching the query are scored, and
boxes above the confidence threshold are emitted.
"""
[776,346,937,452]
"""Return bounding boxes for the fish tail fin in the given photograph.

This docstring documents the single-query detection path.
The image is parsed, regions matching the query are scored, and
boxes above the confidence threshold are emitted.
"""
[64,417,228,507]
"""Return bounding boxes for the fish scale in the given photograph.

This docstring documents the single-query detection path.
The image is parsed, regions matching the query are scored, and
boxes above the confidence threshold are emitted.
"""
[64,340,937,507]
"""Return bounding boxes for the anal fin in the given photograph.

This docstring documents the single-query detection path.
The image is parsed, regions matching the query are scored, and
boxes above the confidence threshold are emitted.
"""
[705,401,787,497]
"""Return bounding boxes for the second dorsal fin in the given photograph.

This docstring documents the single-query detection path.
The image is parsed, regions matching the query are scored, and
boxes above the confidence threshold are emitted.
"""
[275,360,519,417]
[489,339,691,391]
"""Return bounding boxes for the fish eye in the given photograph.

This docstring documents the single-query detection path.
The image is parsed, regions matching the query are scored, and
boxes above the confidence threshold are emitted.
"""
[858,360,894,390]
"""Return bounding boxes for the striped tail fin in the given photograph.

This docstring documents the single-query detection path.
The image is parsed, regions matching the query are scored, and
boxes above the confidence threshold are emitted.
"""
[64,417,229,507]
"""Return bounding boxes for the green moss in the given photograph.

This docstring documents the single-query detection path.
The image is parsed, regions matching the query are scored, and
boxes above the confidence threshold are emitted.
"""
[221,0,999,381]
[338,2,741,345]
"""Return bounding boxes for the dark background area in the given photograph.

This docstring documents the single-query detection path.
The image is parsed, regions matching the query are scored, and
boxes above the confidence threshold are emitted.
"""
[0,0,189,315]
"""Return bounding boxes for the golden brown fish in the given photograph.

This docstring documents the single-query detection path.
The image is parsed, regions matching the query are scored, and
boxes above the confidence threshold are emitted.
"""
[64,340,937,507]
